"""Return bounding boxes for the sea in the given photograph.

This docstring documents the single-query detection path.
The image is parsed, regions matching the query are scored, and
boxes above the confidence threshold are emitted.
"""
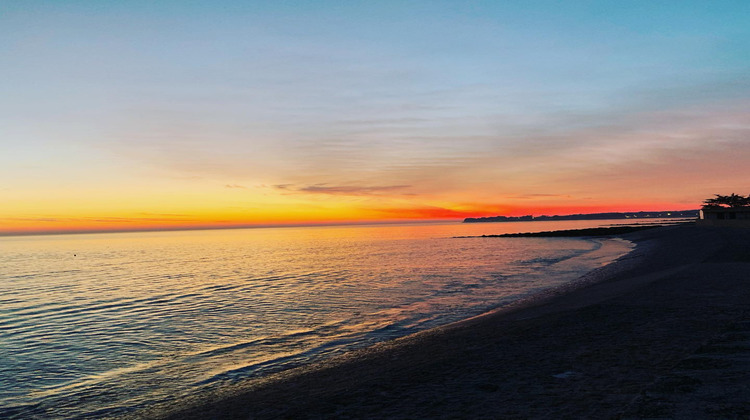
[0,219,649,418]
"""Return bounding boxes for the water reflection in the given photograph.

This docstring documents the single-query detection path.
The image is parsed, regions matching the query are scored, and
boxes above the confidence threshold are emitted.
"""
[0,221,634,418]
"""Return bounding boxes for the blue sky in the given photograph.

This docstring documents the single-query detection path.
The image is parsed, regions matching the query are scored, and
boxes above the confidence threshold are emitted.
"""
[2,1,750,232]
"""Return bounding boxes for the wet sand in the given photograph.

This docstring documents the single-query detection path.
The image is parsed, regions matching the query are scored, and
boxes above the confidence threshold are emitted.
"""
[153,225,750,419]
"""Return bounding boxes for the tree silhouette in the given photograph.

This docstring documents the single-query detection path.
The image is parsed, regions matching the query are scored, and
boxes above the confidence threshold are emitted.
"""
[702,193,750,209]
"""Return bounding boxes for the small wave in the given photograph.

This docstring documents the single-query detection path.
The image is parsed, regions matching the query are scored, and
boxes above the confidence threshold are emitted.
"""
[0,292,203,333]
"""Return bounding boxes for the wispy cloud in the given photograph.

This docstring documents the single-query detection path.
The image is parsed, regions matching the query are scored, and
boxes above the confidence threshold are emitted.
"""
[0,215,201,223]
[1,217,62,222]
[510,194,572,199]
[276,184,412,196]
[224,184,247,189]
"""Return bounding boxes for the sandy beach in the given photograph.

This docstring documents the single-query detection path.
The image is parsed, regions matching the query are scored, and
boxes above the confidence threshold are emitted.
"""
[151,224,750,419]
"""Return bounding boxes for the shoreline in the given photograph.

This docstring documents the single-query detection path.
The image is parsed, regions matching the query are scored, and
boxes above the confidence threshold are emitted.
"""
[150,225,750,419]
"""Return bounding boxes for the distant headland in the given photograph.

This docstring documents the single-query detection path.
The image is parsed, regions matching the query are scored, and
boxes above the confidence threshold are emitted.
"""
[463,210,699,223]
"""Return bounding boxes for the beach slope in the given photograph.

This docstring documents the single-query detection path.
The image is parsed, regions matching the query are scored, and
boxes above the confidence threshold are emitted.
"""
[155,225,750,419]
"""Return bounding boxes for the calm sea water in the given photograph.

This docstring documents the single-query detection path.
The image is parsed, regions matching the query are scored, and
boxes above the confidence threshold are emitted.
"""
[0,220,638,418]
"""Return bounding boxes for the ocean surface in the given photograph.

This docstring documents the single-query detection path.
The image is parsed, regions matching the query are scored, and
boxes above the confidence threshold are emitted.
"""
[0,220,642,418]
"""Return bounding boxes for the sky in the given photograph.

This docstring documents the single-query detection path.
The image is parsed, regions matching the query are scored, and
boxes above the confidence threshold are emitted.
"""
[2,1,750,234]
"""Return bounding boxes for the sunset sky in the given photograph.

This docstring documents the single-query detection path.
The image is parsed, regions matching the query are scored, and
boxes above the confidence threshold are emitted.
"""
[2,1,750,234]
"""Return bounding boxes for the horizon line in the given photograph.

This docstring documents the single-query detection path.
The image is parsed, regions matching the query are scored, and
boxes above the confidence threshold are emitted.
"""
[0,218,463,238]
[1,208,700,238]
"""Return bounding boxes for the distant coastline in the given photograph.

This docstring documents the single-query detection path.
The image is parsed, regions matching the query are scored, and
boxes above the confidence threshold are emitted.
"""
[456,224,663,238]
[463,210,699,223]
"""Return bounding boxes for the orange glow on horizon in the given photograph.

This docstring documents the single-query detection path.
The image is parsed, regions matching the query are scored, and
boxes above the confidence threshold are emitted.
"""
[0,200,699,236]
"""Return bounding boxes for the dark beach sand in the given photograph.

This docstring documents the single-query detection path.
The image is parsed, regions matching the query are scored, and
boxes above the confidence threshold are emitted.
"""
[152,225,750,419]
